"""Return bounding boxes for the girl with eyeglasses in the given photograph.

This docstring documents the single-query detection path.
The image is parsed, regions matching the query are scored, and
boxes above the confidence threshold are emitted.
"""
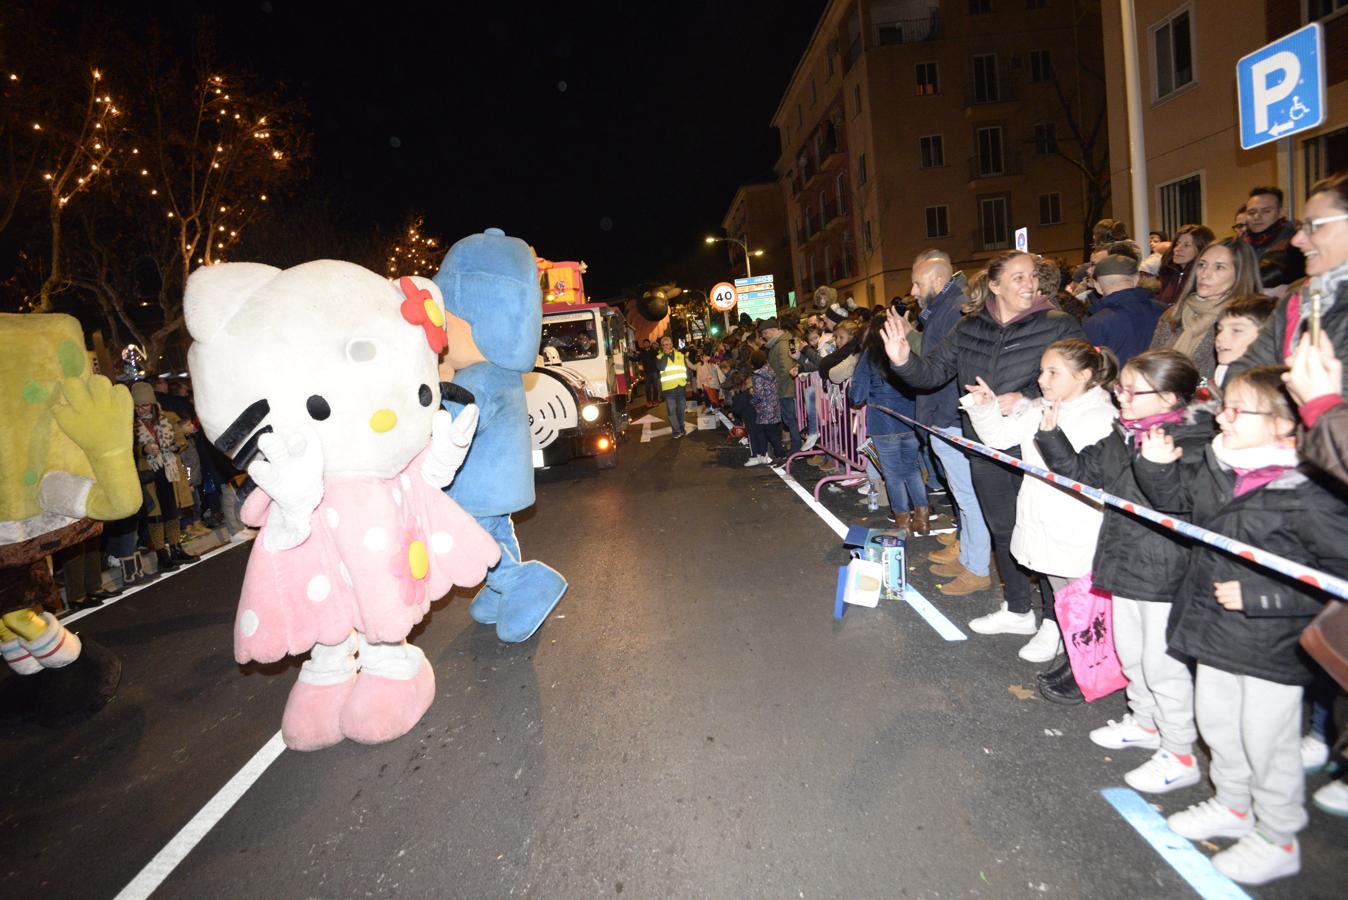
[1134,366,1348,885]
[1034,350,1215,789]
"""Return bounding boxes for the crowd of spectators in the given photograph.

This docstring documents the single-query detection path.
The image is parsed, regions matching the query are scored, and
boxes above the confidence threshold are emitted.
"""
[633,172,1348,885]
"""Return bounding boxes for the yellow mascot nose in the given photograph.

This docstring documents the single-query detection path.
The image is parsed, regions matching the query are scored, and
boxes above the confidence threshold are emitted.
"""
[369,409,397,432]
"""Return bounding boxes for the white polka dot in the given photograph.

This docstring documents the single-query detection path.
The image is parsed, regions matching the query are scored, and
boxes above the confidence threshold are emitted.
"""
[392,488,402,507]
[363,527,387,552]
[339,562,353,585]
[324,507,340,529]
[431,532,454,554]
[400,474,412,490]
[239,609,260,637]
[306,574,331,602]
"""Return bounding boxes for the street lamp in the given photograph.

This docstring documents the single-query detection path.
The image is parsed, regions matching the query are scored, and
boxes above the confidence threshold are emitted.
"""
[704,235,765,277]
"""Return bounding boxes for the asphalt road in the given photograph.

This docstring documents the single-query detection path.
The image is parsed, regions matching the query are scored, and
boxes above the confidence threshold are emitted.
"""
[2,402,1345,899]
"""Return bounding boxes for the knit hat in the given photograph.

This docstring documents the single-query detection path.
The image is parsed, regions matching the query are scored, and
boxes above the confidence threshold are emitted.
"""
[824,303,849,325]
[130,381,156,405]
[757,317,780,332]
[1094,254,1138,278]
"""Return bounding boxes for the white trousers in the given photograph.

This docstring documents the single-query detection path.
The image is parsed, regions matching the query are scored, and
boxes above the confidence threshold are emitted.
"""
[1195,664,1307,839]
[1113,597,1197,753]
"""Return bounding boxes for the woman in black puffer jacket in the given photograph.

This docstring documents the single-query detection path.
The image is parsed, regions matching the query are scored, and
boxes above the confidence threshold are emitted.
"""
[882,251,1083,636]
[1035,352,1215,791]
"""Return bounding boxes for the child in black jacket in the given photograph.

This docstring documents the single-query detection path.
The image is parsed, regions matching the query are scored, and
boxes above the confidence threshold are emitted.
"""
[1134,365,1348,886]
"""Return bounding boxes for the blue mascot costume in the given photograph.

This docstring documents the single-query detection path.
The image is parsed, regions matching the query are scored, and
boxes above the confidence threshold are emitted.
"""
[434,228,567,642]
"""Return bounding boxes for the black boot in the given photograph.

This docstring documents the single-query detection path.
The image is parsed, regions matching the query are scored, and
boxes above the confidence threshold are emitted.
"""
[169,543,198,565]
[1039,657,1084,705]
[1036,654,1073,685]
[155,548,181,572]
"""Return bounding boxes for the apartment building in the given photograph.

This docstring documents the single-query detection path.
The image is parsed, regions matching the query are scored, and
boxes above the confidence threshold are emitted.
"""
[718,182,795,300]
[771,0,1108,307]
[1102,1,1348,238]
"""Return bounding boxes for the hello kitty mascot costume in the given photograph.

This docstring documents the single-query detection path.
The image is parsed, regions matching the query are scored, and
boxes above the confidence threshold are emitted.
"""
[185,261,500,751]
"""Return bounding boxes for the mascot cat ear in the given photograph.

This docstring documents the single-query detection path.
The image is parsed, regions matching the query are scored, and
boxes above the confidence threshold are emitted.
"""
[184,262,283,344]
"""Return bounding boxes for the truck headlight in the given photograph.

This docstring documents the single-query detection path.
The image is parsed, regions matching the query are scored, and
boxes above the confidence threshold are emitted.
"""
[581,404,600,422]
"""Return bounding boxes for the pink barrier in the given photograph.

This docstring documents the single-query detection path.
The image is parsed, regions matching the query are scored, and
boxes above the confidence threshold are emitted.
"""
[785,372,870,501]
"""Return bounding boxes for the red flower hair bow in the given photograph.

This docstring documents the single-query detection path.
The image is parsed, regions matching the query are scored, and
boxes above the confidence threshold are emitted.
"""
[398,276,447,354]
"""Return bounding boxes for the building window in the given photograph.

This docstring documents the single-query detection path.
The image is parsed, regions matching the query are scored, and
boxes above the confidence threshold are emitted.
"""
[976,125,1005,176]
[820,191,828,224]
[970,0,992,13]
[1033,122,1057,155]
[1306,0,1348,22]
[1157,173,1203,237]
[826,48,835,78]
[858,152,868,186]
[979,196,1012,249]
[836,173,848,213]
[796,103,803,128]
[915,62,939,96]
[919,134,945,168]
[971,53,1000,103]
[1038,192,1063,225]
[1304,125,1348,194]
[810,75,817,107]
[853,84,862,116]
[1029,49,1053,83]
[1151,6,1195,101]
[809,254,817,288]
[823,245,832,280]
[863,220,873,253]
[925,205,950,238]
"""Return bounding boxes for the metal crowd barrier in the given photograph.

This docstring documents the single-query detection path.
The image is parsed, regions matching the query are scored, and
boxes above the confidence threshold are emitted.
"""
[785,372,871,501]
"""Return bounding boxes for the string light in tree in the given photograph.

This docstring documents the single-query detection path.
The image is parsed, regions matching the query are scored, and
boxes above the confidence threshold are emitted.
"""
[383,216,443,279]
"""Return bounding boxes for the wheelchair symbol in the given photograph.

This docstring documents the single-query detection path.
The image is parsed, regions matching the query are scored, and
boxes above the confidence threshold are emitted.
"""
[1289,96,1310,122]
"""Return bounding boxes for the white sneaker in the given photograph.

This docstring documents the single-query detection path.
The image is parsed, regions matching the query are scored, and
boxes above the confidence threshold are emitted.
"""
[1167,798,1255,841]
[1017,619,1062,662]
[1090,714,1161,750]
[1313,779,1348,817]
[968,603,1038,636]
[744,455,769,467]
[738,437,749,447]
[1124,748,1201,794]
[801,432,819,452]
[1211,832,1300,885]
[1301,734,1330,771]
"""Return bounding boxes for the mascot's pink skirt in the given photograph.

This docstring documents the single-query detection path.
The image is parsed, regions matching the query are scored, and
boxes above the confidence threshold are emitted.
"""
[234,452,500,663]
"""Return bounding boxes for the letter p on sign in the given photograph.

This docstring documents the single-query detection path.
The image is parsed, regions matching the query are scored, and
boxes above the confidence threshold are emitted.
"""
[1250,51,1299,134]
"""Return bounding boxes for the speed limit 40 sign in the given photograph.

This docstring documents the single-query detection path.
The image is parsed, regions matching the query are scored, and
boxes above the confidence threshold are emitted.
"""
[710,281,737,312]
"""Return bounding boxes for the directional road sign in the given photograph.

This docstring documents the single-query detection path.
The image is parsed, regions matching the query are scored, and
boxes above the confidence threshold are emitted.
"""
[1237,23,1326,150]
[734,275,777,321]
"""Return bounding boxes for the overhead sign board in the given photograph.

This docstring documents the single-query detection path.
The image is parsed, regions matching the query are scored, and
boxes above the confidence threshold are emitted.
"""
[1237,23,1326,150]
[734,275,777,321]
[710,281,737,312]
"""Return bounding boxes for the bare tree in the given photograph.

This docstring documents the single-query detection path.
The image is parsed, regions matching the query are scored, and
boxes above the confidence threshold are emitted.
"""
[378,215,445,280]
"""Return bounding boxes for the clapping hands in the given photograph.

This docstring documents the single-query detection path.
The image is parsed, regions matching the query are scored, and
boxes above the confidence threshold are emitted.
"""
[1139,425,1182,464]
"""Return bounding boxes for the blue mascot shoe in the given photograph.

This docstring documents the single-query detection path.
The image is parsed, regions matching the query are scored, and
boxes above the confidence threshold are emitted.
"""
[494,560,568,643]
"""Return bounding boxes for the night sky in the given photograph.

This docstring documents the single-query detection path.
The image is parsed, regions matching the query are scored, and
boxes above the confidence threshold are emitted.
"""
[181,0,826,297]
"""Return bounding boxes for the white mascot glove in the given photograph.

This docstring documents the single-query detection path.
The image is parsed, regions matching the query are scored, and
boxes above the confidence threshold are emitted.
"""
[248,424,325,552]
[422,404,479,488]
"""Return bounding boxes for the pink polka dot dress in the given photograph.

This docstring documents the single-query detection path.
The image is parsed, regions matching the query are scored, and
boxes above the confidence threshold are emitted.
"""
[233,450,501,663]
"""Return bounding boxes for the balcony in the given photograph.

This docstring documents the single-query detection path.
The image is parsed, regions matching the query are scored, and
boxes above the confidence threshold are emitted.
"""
[791,172,805,196]
[874,14,944,47]
[828,253,855,283]
[967,152,1023,182]
[964,73,1017,108]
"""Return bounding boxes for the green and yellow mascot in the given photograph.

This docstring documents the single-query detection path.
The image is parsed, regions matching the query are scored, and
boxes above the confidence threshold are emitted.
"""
[0,313,141,725]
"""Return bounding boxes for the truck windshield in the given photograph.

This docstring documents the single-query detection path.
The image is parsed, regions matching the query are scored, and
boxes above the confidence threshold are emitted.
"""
[540,315,599,362]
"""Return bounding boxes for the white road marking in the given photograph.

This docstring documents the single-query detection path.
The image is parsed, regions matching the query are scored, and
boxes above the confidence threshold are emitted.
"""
[115,731,287,900]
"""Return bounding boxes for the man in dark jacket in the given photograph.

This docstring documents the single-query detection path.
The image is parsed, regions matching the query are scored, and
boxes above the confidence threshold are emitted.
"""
[1244,186,1302,267]
[909,250,990,595]
[1083,254,1165,365]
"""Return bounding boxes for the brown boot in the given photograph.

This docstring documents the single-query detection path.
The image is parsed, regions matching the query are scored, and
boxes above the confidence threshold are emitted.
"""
[937,567,993,596]
[937,531,958,547]
[929,560,966,578]
[892,511,911,532]
[927,541,961,565]
[911,506,930,533]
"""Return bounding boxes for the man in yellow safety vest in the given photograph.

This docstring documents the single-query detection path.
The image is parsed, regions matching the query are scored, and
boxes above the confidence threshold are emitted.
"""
[656,335,689,439]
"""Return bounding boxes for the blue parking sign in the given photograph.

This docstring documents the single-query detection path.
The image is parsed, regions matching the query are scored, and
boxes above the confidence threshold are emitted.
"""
[1237,23,1326,150]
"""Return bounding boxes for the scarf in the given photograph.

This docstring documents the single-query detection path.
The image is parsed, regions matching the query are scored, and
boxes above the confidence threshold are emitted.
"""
[1120,408,1185,445]
[1172,292,1229,358]
[135,410,183,481]
[1210,434,1298,497]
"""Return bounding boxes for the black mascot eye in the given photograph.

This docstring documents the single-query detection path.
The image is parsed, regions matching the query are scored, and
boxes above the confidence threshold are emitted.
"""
[418,384,434,407]
[306,395,332,420]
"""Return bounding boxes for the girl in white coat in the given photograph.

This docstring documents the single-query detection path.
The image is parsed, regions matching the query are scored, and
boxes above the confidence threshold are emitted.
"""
[961,339,1120,661]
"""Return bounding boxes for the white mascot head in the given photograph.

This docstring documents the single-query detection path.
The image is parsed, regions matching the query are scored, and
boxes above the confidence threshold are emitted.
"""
[184,260,447,480]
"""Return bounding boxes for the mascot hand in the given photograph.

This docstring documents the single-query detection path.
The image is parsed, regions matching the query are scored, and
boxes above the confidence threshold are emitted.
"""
[422,404,479,488]
[248,425,325,551]
[53,376,133,461]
